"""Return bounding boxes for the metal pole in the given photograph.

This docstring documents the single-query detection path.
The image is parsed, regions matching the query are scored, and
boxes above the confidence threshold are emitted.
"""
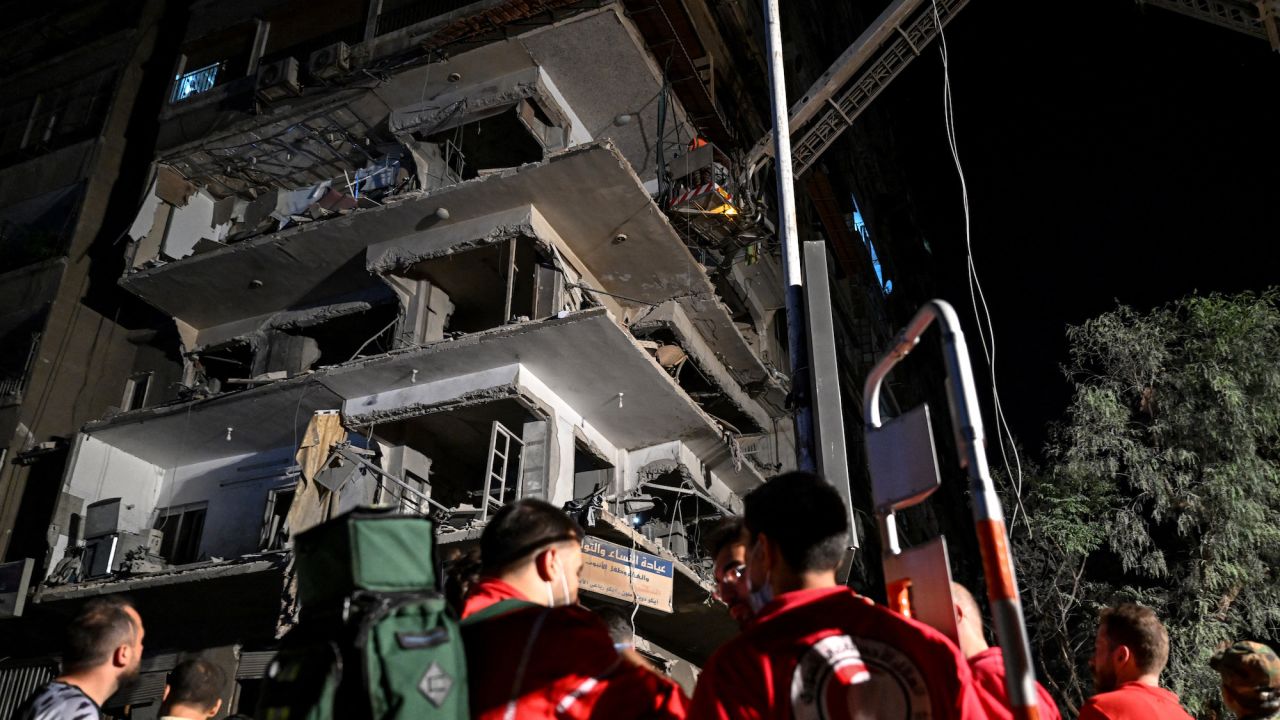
[863,300,1041,720]
[763,0,815,472]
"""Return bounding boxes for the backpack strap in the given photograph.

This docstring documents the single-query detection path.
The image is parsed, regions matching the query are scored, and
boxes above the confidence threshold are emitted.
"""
[460,599,539,626]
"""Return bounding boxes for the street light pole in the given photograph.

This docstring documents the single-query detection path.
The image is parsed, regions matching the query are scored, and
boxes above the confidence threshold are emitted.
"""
[762,0,815,471]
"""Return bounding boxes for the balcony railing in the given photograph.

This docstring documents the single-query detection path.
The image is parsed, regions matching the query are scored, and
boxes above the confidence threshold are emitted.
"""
[375,0,480,36]
[171,62,222,103]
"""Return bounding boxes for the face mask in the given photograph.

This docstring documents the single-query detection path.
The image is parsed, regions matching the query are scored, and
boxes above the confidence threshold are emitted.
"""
[544,558,572,607]
[747,571,773,614]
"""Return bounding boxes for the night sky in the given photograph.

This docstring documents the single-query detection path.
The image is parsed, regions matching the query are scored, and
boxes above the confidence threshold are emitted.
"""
[877,0,1280,453]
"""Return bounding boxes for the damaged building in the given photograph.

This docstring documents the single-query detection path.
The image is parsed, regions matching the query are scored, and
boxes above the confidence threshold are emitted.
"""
[0,0,921,716]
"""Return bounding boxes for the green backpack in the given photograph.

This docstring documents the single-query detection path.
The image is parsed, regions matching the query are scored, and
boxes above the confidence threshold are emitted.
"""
[257,508,467,720]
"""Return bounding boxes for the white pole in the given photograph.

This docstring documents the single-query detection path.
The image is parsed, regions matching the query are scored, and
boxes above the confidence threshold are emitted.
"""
[763,0,815,471]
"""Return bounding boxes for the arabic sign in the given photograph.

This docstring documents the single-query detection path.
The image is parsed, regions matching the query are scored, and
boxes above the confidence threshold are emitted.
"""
[0,558,33,618]
[580,536,674,613]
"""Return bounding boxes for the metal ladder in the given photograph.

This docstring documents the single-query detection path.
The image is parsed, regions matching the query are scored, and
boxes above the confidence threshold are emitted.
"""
[480,421,525,521]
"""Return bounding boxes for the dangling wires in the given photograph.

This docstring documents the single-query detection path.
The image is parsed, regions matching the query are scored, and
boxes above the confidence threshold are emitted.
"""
[930,0,1028,536]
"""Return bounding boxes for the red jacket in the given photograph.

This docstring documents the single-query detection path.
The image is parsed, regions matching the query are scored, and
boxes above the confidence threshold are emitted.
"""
[1077,681,1193,720]
[461,582,688,719]
[969,647,1060,720]
[689,586,987,720]
[462,577,528,618]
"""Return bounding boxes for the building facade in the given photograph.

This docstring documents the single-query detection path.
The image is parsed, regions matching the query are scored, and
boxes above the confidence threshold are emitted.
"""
[0,0,920,717]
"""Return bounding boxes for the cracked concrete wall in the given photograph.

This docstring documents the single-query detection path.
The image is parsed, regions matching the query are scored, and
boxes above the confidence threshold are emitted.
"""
[627,440,742,514]
[342,365,522,423]
[365,206,538,274]
[631,300,778,429]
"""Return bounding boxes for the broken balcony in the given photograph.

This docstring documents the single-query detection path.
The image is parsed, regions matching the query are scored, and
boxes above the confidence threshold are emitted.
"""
[119,142,786,437]
[45,377,341,584]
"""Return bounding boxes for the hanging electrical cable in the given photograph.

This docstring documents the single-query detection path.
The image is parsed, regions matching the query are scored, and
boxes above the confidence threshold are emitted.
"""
[930,0,1029,536]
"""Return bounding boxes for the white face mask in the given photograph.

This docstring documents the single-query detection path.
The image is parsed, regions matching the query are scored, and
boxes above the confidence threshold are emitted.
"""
[747,571,773,614]
[543,556,572,607]
[745,539,773,613]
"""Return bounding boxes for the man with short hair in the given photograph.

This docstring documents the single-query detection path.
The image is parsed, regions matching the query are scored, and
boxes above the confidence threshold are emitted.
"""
[160,658,226,719]
[705,517,752,627]
[952,581,1060,720]
[462,497,585,617]
[14,596,145,720]
[461,498,687,719]
[1210,641,1280,719]
[1078,603,1193,719]
[689,472,985,719]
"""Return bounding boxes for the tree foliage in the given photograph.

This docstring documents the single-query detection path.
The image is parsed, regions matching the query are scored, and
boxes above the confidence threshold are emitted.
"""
[1013,290,1280,717]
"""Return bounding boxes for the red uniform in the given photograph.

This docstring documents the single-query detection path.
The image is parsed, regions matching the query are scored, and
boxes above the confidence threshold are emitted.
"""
[461,580,688,719]
[689,586,986,720]
[1076,681,1193,720]
[462,577,528,618]
[969,647,1060,720]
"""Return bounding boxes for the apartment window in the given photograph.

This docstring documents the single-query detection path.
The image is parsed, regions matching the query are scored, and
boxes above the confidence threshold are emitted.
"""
[154,503,207,564]
[172,62,222,102]
[848,194,891,295]
[260,486,295,551]
[121,371,152,411]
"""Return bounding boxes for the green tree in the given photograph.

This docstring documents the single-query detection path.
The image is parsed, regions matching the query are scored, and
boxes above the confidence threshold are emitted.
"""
[1013,290,1280,717]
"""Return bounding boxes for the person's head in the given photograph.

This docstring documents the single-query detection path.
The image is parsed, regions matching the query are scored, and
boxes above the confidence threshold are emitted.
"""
[479,498,584,607]
[706,517,751,626]
[1090,603,1170,692]
[951,582,989,659]
[162,658,226,718]
[742,472,848,598]
[1211,641,1280,719]
[442,546,483,617]
[62,597,144,686]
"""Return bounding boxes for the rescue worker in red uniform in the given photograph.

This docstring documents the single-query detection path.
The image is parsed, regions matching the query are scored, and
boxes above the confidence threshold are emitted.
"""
[706,517,753,627]
[1078,603,1193,720]
[689,471,987,720]
[460,498,688,719]
[952,582,1060,720]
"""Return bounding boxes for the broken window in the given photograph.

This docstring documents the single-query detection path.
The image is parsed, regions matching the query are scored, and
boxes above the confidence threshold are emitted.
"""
[192,340,254,391]
[634,331,760,434]
[849,194,891,294]
[368,398,541,530]
[392,239,553,335]
[303,302,402,366]
[573,444,614,501]
[422,108,546,180]
[260,485,295,551]
[121,371,152,411]
[634,464,731,569]
[154,503,208,565]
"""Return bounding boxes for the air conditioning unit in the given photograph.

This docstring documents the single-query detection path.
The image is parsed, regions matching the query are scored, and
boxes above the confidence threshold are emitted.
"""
[308,41,350,81]
[257,57,301,102]
[84,534,119,578]
[84,498,123,539]
[85,530,166,578]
